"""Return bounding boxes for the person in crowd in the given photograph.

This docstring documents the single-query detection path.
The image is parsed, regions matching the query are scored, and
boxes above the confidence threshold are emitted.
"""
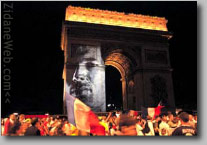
[153,116,161,136]
[24,118,41,136]
[167,114,174,128]
[19,114,25,125]
[49,116,54,128]
[172,112,197,136]
[144,116,155,136]
[37,118,47,136]
[1,119,5,135]
[3,114,16,136]
[99,116,109,135]
[49,120,62,136]
[135,119,144,136]
[108,112,118,127]
[62,121,79,136]
[117,114,137,136]
[114,111,121,127]
[56,121,65,136]
[188,114,196,129]
[109,122,117,136]
[62,120,70,135]
[167,113,177,135]
[42,117,49,135]
[168,117,179,135]
[8,121,21,136]
[159,113,170,136]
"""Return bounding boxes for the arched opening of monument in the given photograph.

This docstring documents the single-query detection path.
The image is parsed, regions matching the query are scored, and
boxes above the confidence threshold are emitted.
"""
[105,65,123,111]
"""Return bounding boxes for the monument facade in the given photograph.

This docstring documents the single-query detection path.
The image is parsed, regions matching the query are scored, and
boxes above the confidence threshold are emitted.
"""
[61,6,175,113]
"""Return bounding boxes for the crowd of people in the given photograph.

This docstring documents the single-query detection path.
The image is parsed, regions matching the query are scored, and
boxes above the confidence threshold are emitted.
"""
[1,110,197,136]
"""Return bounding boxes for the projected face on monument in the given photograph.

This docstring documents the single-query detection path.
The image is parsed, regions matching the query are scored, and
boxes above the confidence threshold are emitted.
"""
[69,44,106,112]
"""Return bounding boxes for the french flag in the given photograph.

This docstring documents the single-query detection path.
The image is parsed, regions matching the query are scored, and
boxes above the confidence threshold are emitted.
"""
[141,102,165,119]
[65,83,105,136]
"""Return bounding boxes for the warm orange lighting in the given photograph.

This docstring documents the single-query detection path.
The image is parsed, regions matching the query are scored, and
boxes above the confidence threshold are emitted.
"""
[65,6,168,31]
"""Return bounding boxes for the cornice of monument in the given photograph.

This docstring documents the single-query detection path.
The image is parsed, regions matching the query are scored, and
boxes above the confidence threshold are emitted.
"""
[65,5,169,32]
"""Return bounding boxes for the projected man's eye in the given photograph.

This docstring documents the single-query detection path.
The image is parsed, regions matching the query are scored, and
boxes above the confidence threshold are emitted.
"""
[86,62,95,67]
[85,62,96,70]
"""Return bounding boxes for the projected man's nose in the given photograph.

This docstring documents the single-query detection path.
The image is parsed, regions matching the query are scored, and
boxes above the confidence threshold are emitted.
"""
[72,75,85,83]
[72,66,91,85]
[71,65,93,104]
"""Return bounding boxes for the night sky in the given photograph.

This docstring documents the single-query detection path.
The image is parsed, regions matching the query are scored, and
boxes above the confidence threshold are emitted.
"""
[1,1,197,117]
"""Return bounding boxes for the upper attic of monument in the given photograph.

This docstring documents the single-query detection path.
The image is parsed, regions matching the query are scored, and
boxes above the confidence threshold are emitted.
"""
[65,6,168,32]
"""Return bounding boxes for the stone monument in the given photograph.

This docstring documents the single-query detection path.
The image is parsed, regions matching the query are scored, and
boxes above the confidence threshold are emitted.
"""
[61,6,175,113]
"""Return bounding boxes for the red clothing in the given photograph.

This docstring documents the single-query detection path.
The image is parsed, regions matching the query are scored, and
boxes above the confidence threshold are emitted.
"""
[43,121,48,127]
[112,125,117,130]
[3,119,14,135]
[39,127,46,136]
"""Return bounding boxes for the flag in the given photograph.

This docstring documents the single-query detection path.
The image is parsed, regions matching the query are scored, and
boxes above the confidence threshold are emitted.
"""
[65,83,105,135]
[148,107,156,118]
[141,107,155,119]
[154,105,165,118]
[141,104,165,119]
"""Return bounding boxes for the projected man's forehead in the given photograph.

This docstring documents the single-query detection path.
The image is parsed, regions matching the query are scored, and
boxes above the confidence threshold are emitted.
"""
[76,45,103,65]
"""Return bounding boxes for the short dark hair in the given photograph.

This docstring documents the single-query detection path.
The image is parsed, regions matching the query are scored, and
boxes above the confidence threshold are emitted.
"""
[179,112,189,122]
[111,112,116,117]
[160,112,168,118]
[136,119,142,123]
[172,118,179,124]
[31,118,39,126]
[119,114,136,128]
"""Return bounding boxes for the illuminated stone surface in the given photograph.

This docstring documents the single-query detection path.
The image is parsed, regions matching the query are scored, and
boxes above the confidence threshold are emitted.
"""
[65,6,168,31]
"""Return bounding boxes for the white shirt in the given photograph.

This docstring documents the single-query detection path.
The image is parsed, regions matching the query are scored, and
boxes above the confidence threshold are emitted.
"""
[136,124,144,136]
[145,121,155,136]
[159,121,170,136]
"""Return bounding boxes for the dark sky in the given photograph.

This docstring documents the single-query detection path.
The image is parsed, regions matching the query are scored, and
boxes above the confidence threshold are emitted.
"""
[1,1,197,117]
